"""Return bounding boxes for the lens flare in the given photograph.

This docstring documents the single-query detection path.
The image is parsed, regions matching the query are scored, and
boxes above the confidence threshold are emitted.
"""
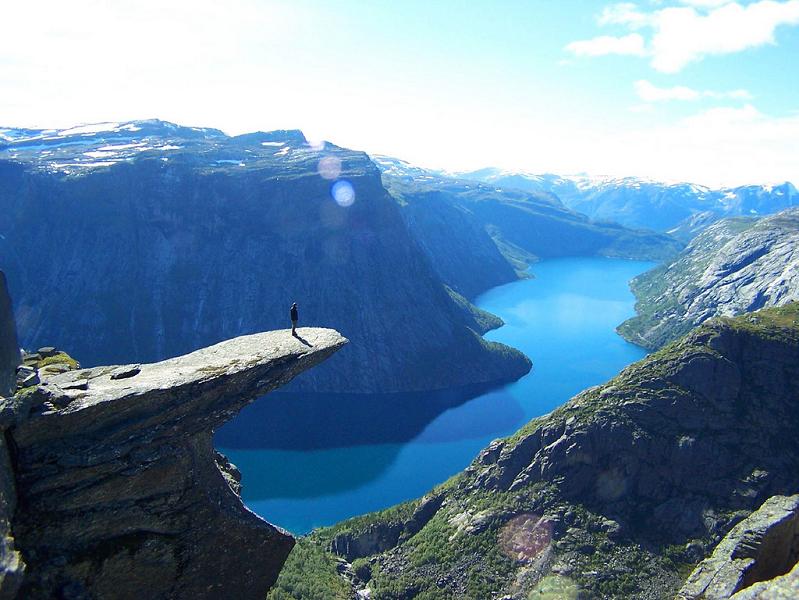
[528,575,579,599]
[306,137,325,152]
[596,468,628,501]
[499,514,553,564]
[331,180,355,207]
[319,200,346,229]
[318,156,342,180]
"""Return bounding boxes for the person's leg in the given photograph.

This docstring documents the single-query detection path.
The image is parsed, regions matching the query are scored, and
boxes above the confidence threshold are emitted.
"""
[291,321,297,335]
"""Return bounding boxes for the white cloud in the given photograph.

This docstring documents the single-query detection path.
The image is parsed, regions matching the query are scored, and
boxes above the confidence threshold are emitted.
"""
[386,103,798,188]
[678,0,738,7]
[589,105,799,186]
[636,80,701,100]
[568,0,799,72]
[634,79,752,101]
[651,1,799,72]
[598,3,651,27]
[565,33,647,57]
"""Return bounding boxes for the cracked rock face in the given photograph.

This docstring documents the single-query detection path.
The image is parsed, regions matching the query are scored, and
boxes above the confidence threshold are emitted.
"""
[0,272,19,398]
[3,327,346,600]
[618,208,799,350]
[678,494,799,599]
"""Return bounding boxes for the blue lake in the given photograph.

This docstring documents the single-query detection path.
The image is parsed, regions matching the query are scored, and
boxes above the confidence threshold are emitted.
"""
[216,257,653,534]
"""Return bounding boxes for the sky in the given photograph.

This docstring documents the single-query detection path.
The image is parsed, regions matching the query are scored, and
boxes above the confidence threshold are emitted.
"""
[1,0,798,186]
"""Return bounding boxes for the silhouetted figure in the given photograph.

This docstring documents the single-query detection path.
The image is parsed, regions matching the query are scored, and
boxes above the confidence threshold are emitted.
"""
[290,302,298,336]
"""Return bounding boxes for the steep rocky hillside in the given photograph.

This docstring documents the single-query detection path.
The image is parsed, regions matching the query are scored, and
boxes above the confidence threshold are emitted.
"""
[375,157,682,299]
[0,121,529,393]
[271,304,799,599]
[618,208,799,349]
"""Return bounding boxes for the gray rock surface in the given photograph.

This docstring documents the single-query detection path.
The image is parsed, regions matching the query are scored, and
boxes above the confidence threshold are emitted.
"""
[0,435,24,600]
[0,271,23,599]
[677,494,799,599]
[619,209,799,349]
[5,327,346,599]
[0,272,20,398]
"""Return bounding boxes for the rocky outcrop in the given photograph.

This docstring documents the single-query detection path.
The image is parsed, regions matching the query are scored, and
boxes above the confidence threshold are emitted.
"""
[678,494,799,599]
[0,327,346,599]
[0,272,19,398]
[287,304,799,599]
[0,121,528,395]
[619,208,799,349]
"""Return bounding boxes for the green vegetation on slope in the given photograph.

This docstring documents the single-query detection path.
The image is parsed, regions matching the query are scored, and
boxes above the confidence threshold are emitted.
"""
[271,304,799,599]
[618,210,799,349]
[267,539,351,600]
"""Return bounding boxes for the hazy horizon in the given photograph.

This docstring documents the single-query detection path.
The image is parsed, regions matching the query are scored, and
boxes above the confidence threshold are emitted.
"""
[2,0,798,187]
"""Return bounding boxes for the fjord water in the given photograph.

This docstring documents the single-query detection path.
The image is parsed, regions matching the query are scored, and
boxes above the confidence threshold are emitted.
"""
[216,257,653,534]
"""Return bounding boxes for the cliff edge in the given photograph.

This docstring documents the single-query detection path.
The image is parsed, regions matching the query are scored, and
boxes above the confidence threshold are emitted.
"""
[0,327,347,599]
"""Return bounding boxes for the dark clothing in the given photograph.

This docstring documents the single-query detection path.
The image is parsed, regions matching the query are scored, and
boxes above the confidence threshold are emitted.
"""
[290,306,298,322]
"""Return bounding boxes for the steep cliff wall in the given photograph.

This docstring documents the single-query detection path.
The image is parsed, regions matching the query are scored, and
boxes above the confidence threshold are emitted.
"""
[0,123,529,393]
[0,327,346,599]
[0,272,19,398]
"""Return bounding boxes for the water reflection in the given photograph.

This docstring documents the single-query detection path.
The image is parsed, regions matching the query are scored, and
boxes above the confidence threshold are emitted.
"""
[215,382,523,451]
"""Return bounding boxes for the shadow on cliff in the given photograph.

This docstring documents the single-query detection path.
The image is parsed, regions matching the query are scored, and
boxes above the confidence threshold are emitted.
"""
[214,383,527,499]
[215,382,523,450]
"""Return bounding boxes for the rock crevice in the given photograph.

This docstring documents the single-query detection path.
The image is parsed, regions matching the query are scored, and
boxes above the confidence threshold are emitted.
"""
[678,494,799,599]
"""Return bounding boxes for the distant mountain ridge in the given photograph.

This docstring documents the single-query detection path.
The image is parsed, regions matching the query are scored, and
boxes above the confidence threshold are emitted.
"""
[0,119,310,174]
[373,155,682,299]
[456,167,797,233]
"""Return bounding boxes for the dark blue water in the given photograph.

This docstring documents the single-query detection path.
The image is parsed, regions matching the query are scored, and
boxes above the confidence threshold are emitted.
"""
[216,257,653,534]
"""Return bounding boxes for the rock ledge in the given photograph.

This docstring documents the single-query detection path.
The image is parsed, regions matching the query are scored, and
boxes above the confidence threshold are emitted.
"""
[2,327,346,600]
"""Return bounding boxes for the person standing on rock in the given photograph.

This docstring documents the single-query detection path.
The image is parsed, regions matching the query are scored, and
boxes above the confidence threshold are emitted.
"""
[290,302,299,336]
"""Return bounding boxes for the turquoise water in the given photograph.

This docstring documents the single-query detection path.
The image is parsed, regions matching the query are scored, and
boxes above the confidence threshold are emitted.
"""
[216,257,653,534]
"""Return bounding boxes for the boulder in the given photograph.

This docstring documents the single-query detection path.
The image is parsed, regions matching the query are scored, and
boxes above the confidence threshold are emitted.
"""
[18,372,39,389]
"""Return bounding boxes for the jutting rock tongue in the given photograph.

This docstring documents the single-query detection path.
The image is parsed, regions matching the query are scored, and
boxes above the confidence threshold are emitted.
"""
[6,327,347,599]
[0,271,20,398]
